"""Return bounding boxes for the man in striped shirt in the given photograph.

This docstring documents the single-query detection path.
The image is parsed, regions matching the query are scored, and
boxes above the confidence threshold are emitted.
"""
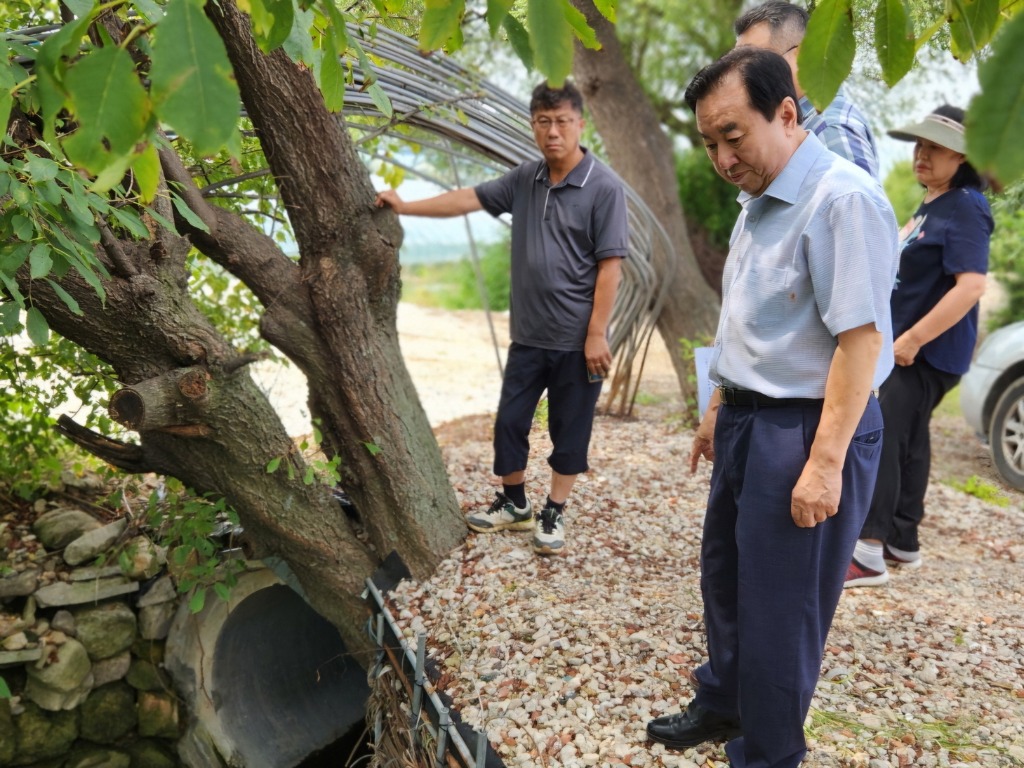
[734,0,879,178]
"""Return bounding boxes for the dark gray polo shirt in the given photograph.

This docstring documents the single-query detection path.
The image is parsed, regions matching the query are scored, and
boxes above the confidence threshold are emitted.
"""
[474,149,628,351]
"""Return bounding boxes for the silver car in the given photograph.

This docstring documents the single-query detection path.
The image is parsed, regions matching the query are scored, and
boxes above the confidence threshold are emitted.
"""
[960,320,1024,490]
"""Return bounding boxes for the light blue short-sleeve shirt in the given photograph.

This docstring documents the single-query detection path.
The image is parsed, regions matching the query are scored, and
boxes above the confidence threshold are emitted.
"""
[710,133,899,397]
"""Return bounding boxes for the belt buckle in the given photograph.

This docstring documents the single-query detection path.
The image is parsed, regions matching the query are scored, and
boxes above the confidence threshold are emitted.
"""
[719,386,736,405]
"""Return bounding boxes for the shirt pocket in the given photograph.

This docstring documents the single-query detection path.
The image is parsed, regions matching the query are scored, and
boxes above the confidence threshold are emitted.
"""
[736,264,794,329]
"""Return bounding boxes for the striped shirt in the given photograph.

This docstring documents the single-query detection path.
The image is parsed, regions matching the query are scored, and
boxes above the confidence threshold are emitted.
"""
[800,89,879,179]
[709,133,899,397]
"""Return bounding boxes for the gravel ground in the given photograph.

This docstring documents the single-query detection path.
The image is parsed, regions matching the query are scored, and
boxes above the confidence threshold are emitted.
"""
[388,389,1024,768]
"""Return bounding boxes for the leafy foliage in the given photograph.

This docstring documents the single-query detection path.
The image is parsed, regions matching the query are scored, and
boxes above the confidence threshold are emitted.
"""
[676,147,740,251]
[133,478,246,612]
[0,335,119,499]
[883,159,923,225]
[796,0,1024,184]
[986,180,1024,328]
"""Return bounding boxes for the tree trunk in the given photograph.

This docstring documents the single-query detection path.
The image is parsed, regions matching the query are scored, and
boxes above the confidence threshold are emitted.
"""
[20,0,469,658]
[571,0,721,388]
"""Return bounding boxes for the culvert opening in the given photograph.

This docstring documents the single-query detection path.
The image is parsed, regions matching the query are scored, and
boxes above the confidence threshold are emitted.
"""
[211,583,369,768]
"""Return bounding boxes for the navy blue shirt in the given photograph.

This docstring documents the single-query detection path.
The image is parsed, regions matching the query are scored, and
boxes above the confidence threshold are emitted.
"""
[474,149,628,351]
[891,187,993,375]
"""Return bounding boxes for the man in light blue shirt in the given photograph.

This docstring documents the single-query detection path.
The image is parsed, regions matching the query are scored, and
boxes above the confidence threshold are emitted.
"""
[645,47,898,768]
[734,0,880,178]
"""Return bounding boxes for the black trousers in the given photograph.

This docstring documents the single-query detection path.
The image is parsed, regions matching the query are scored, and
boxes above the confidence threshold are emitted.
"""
[860,361,960,551]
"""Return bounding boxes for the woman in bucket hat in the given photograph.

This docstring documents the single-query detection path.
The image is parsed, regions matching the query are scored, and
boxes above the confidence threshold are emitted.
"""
[845,105,994,588]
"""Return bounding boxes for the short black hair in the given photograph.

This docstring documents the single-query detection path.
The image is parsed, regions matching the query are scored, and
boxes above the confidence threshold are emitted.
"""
[734,0,809,39]
[530,80,584,115]
[685,46,801,126]
[930,104,986,191]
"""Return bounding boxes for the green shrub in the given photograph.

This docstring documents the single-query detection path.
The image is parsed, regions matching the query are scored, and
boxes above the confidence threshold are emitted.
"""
[676,147,739,251]
[401,236,511,311]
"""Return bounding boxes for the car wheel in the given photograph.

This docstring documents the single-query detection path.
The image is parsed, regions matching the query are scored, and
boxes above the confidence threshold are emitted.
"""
[988,376,1024,491]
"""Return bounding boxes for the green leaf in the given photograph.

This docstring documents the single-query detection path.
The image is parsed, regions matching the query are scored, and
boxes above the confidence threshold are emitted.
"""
[63,0,94,16]
[29,244,52,279]
[0,273,24,308]
[132,0,166,23]
[34,15,92,142]
[150,0,241,158]
[420,0,465,51]
[45,279,84,316]
[188,588,207,614]
[590,0,616,23]
[528,0,574,86]
[214,582,231,601]
[132,143,162,204]
[25,306,49,347]
[874,0,915,87]
[486,0,514,36]
[0,302,19,334]
[0,676,11,699]
[62,46,152,175]
[282,4,317,67]
[170,190,211,233]
[367,83,393,118]
[12,216,34,242]
[249,0,296,53]
[799,0,856,112]
[363,441,382,456]
[319,26,346,112]
[966,11,1024,184]
[303,466,315,485]
[144,206,180,235]
[266,456,282,473]
[110,208,151,240]
[564,1,600,50]
[948,0,1000,62]
[25,156,60,183]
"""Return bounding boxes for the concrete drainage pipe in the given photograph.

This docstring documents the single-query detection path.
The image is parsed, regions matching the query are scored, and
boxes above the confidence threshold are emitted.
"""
[165,564,369,767]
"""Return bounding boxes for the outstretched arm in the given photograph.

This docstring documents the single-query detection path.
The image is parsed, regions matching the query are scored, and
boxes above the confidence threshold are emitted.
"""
[374,187,483,217]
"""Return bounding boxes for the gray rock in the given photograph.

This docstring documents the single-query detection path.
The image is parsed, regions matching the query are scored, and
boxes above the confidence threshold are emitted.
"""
[50,610,76,636]
[79,681,137,744]
[126,658,171,692]
[63,519,128,566]
[125,739,179,768]
[32,508,101,551]
[66,746,132,768]
[0,698,14,765]
[137,575,177,607]
[122,535,163,580]
[0,647,43,665]
[10,701,79,764]
[139,601,176,641]
[91,650,132,687]
[0,567,39,598]
[74,602,137,660]
[34,577,139,608]
[68,564,123,582]
[137,690,179,738]
[24,638,94,711]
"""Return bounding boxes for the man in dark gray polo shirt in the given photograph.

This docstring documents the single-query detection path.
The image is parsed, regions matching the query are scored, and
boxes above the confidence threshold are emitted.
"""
[374,80,628,556]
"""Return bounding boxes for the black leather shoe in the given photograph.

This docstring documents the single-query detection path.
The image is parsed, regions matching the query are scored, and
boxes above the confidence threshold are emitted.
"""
[646,701,742,748]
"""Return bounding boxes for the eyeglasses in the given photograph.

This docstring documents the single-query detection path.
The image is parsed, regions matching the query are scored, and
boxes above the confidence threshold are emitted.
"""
[531,116,577,131]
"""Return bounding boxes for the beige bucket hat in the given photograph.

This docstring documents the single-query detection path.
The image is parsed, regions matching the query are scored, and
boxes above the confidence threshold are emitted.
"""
[888,111,966,153]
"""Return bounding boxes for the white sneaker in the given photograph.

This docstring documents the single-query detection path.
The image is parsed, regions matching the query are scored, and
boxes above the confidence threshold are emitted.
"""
[467,493,533,533]
[532,506,565,556]
[884,544,923,570]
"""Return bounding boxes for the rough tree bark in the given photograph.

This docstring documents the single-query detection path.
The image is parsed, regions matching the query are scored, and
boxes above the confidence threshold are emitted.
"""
[19,0,468,656]
[570,0,722,386]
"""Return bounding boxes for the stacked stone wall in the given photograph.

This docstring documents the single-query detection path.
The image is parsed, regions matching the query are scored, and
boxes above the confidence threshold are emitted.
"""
[1,500,183,768]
